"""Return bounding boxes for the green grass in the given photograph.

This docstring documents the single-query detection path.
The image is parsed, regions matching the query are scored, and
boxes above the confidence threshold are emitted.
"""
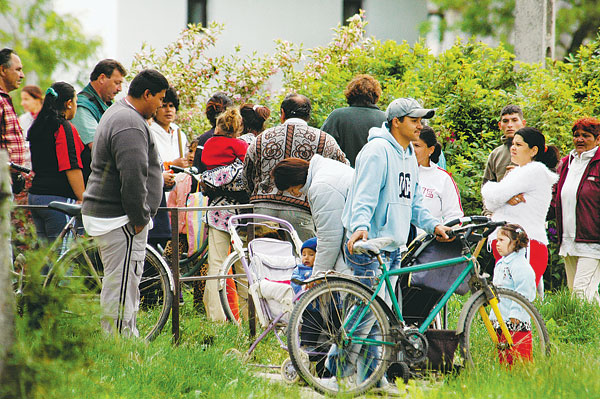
[406,289,600,399]
[3,259,300,399]
[4,264,600,399]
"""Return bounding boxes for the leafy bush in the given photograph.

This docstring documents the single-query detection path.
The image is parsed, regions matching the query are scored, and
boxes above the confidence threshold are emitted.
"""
[131,13,600,289]
[1,250,101,399]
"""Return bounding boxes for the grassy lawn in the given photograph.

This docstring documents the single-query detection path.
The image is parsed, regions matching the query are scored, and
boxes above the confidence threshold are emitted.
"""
[3,272,600,399]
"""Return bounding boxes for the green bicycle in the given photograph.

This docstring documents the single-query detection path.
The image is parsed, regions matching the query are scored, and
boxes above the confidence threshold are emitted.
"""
[286,216,550,396]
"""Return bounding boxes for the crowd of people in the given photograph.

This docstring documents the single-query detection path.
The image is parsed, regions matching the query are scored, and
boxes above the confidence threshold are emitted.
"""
[1,47,599,341]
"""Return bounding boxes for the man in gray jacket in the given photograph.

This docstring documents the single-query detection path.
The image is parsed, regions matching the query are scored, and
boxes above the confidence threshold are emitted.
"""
[82,69,169,337]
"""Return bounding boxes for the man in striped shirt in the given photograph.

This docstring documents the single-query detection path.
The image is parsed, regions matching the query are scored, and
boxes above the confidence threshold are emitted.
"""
[0,48,27,169]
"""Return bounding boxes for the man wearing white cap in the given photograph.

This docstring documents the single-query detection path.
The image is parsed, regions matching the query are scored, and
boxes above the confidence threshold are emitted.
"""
[342,97,453,291]
[320,98,454,390]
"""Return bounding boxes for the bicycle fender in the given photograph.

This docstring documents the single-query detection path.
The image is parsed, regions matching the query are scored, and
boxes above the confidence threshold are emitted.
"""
[309,275,400,325]
[217,250,247,290]
[147,244,175,293]
[455,289,486,335]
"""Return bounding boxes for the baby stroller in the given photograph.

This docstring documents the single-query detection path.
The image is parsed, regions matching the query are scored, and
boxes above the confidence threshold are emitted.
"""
[221,213,304,382]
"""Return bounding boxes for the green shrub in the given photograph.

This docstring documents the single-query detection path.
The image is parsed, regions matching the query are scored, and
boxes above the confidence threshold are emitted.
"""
[1,250,102,399]
[131,13,600,288]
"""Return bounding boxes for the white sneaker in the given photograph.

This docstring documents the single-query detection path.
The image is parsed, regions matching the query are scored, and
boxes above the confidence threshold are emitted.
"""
[318,376,339,392]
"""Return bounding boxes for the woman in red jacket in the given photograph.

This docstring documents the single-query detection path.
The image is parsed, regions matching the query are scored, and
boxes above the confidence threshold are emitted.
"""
[554,117,600,304]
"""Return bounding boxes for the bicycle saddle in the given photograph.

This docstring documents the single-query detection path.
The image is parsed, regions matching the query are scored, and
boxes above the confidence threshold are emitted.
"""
[48,201,81,217]
[352,237,396,256]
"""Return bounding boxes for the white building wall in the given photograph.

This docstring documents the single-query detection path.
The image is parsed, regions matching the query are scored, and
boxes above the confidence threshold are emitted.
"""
[207,0,341,56]
[114,0,427,68]
[116,0,188,65]
[364,0,428,45]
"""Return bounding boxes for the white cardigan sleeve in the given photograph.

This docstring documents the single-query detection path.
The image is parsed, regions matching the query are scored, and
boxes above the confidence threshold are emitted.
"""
[309,182,346,274]
[481,163,538,212]
[441,173,464,222]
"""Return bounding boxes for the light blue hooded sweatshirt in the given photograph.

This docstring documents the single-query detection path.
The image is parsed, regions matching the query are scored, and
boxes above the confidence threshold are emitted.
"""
[341,122,439,251]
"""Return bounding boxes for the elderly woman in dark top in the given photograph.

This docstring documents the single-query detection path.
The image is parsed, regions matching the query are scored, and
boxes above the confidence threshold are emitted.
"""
[553,117,600,304]
[321,74,386,166]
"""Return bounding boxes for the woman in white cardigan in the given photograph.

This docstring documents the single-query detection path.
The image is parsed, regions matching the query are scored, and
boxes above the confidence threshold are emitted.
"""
[482,127,559,287]
[271,155,353,275]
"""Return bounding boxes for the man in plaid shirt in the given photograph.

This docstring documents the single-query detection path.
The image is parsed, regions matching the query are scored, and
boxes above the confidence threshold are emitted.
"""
[0,48,27,167]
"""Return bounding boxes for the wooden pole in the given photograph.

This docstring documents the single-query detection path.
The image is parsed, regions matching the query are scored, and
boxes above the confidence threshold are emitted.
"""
[170,208,180,344]
[0,152,15,378]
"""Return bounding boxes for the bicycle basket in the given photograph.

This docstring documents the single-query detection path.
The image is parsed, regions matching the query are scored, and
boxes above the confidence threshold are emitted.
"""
[424,329,460,372]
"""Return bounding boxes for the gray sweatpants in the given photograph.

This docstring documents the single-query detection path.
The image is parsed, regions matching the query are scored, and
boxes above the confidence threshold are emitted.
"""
[96,223,149,337]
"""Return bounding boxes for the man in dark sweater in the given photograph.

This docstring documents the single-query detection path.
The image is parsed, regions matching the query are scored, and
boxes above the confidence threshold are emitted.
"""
[82,69,169,337]
[321,74,386,166]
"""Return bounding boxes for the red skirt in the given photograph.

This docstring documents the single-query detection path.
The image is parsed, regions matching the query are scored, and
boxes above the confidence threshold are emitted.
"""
[497,330,532,365]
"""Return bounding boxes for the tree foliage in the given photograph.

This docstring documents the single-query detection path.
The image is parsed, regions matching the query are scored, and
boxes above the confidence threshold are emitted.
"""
[132,11,600,219]
[0,0,101,110]
[426,0,600,59]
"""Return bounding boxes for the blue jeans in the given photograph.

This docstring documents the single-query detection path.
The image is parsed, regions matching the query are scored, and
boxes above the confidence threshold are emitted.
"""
[28,194,76,243]
[343,242,402,307]
[325,240,403,380]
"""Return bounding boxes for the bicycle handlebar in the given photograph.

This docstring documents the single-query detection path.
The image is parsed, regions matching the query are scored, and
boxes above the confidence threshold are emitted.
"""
[445,217,506,240]
[8,162,31,174]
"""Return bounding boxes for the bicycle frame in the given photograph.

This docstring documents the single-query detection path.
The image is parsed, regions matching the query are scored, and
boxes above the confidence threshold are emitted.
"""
[343,246,515,349]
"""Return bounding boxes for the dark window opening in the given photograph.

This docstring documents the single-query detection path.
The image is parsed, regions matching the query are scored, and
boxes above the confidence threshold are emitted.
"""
[188,0,207,26]
[343,0,362,25]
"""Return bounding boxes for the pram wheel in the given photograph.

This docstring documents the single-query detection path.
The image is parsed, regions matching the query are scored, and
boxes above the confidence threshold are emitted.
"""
[281,357,300,384]
[387,361,410,384]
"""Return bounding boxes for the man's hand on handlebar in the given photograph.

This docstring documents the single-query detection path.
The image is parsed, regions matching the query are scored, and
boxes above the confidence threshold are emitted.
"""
[434,225,455,242]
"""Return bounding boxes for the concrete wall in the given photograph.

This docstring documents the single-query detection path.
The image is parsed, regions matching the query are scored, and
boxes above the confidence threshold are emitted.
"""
[113,0,428,67]
[207,0,341,56]
[116,0,188,65]
[364,0,428,45]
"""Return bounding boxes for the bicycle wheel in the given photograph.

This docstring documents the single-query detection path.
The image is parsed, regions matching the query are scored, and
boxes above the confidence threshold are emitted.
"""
[459,287,549,367]
[218,250,248,325]
[51,238,173,341]
[287,279,391,396]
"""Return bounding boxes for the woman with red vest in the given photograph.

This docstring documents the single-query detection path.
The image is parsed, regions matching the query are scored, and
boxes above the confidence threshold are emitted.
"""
[553,117,600,304]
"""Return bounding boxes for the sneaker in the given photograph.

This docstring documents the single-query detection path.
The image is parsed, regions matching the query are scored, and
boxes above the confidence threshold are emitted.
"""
[319,375,359,393]
[318,376,338,392]
[372,377,400,396]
